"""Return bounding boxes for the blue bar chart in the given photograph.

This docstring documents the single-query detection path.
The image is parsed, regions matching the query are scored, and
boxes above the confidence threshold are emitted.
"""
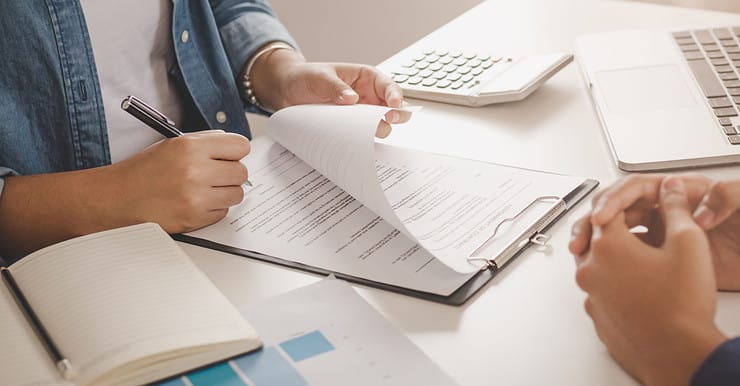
[157,330,334,386]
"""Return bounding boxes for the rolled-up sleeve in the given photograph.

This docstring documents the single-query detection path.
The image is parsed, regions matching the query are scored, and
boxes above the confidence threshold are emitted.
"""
[210,0,298,78]
[691,337,740,386]
[0,167,18,200]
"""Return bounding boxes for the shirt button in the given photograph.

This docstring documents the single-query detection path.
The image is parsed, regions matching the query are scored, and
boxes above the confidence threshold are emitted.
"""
[180,30,190,43]
[216,111,227,124]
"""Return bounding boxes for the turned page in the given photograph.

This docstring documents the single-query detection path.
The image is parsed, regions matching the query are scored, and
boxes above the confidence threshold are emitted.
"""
[267,104,586,273]
[0,283,68,385]
[9,223,258,386]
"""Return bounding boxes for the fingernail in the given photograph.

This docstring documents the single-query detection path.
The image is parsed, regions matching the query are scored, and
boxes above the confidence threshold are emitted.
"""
[338,89,358,103]
[387,111,400,124]
[693,205,716,228]
[386,88,402,108]
[663,176,685,193]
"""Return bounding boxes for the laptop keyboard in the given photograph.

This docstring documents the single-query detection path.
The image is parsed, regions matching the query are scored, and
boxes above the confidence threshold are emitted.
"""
[674,27,740,145]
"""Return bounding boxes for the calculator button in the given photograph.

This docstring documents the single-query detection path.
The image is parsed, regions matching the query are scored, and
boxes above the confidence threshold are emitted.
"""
[471,68,484,76]
[463,52,477,59]
[707,51,726,59]
[419,69,434,78]
[436,80,452,88]
[422,49,435,55]
[446,73,462,81]
[443,64,458,73]
[407,76,424,85]
[457,66,472,75]
[391,68,419,76]
[468,59,482,68]
[439,56,453,65]
[721,73,739,81]
[449,51,463,58]
[704,44,721,52]
[429,63,443,71]
[722,125,737,135]
[414,61,430,70]
[461,74,474,83]
[422,78,437,87]
[450,81,464,89]
[712,58,729,66]
[481,61,494,69]
[414,54,427,61]
[477,54,491,61]
[432,71,448,80]
[435,50,449,56]
[426,55,441,63]
[392,74,409,83]
[727,47,740,54]
[729,87,740,96]
[452,57,467,66]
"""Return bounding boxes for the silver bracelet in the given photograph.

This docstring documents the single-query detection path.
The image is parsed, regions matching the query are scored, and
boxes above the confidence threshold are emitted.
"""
[241,41,295,113]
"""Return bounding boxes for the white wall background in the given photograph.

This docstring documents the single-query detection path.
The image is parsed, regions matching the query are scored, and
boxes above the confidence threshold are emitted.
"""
[268,0,739,65]
[268,0,484,65]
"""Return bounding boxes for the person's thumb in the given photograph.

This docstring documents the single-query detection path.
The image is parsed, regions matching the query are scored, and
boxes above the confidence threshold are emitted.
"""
[659,176,704,250]
[693,180,740,230]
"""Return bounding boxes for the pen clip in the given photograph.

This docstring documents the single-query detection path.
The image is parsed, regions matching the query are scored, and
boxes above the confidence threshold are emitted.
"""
[122,95,176,127]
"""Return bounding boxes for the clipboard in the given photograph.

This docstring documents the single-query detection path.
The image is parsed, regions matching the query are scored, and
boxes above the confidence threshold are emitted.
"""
[175,179,598,306]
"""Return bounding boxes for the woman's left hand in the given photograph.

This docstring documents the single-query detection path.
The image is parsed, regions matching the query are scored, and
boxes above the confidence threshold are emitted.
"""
[249,46,407,137]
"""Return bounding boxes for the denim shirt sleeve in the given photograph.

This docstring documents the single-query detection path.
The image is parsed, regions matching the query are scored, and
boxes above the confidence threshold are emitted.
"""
[691,337,740,386]
[210,0,299,80]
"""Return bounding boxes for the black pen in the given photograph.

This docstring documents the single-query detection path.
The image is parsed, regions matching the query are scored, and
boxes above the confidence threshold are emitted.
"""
[1,267,76,380]
[121,95,253,187]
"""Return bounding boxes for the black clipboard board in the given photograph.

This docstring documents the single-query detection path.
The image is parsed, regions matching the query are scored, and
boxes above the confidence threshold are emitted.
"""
[175,179,598,306]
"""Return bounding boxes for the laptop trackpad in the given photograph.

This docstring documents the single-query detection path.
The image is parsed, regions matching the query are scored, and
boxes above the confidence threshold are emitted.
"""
[596,65,697,114]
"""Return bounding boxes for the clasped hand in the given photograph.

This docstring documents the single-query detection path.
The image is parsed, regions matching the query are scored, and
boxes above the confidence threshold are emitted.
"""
[569,175,740,386]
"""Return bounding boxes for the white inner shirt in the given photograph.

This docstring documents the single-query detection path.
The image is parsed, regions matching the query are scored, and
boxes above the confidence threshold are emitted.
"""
[81,0,184,163]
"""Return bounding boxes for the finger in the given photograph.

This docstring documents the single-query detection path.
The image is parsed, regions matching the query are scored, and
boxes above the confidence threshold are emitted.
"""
[312,70,360,105]
[200,133,251,161]
[591,175,665,226]
[591,174,711,227]
[658,176,704,249]
[206,186,246,210]
[383,81,404,108]
[693,179,740,229]
[383,109,413,125]
[569,214,593,257]
[208,160,249,187]
[376,120,392,138]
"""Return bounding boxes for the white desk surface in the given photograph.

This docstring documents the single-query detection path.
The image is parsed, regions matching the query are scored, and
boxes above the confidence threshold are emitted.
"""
[183,1,740,385]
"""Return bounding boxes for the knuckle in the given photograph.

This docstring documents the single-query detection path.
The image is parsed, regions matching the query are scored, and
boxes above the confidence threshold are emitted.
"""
[575,264,593,291]
[583,298,594,317]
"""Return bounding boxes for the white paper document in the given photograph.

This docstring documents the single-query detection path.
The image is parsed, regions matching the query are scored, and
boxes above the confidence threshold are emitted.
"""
[157,279,458,386]
[187,104,589,296]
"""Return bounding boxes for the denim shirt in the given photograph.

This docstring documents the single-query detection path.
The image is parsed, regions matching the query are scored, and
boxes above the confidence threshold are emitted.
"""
[0,0,296,195]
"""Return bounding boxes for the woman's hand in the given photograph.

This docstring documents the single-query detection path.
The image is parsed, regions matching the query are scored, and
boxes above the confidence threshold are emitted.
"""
[248,46,407,137]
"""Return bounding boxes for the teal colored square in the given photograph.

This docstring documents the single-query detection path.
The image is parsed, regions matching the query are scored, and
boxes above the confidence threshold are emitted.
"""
[187,362,244,386]
[279,330,335,362]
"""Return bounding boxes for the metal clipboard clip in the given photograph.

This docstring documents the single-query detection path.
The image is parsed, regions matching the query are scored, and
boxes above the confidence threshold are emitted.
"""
[467,195,567,271]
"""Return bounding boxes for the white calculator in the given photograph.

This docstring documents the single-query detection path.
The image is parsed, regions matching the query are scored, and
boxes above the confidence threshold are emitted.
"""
[379,49,573,106]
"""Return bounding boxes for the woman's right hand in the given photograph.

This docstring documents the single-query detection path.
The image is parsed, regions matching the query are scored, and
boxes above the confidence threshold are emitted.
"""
[111,130,251,233]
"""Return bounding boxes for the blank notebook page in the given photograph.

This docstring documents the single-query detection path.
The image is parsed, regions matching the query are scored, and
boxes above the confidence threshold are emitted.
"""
[10,223,255,385]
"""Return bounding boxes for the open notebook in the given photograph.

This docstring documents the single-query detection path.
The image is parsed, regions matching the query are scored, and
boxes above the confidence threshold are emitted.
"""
[1,223,260,386]
[180,104,597,305]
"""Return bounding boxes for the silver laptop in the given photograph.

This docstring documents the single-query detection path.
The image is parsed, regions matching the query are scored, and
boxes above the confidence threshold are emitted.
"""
[576,27,740,171]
